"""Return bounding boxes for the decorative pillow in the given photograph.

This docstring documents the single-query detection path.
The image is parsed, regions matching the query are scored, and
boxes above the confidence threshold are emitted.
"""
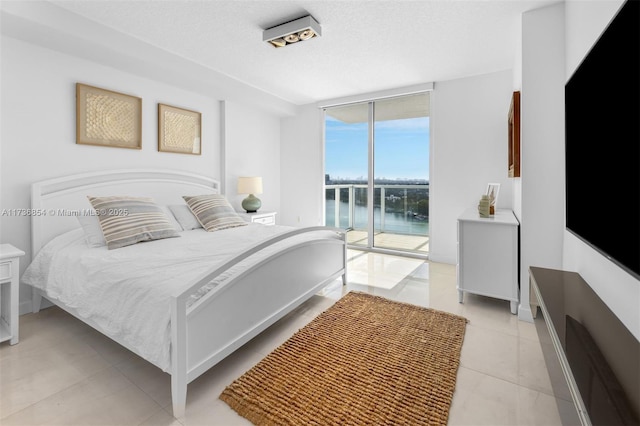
[168,204,203,230]
[76,214,106,247]
[182,194,247,232]
[87,196,180,250]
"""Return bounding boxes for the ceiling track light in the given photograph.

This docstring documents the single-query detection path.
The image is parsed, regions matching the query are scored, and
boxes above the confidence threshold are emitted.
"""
[263,15,322,48]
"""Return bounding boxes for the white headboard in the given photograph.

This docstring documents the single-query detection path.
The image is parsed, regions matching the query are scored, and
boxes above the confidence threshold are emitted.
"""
[31,169,220,259]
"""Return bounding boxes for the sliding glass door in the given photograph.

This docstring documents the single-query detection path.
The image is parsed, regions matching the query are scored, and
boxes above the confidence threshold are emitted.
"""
[324,93,430,255]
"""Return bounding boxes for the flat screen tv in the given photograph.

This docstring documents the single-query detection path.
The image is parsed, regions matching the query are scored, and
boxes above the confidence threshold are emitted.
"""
[565,0,640,280]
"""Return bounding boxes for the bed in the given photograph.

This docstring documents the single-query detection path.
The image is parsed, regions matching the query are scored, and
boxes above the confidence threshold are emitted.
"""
[23,169,347,418]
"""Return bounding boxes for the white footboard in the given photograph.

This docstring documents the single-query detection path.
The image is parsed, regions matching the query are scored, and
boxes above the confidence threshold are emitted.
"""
[170,227,347,418]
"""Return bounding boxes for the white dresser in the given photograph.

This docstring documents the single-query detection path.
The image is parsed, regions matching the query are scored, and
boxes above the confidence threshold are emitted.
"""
[457,208,519,314]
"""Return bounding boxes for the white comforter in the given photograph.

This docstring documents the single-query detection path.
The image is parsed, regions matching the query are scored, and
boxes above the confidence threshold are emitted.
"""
[22,224,299,371]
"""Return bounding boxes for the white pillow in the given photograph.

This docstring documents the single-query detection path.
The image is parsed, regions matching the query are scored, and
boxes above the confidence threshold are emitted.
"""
[169,204,203,230]
[159,205,183,232]
[76,214,106,248]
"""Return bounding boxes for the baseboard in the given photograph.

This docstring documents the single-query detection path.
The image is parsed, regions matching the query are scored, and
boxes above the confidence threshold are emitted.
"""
[518,303,534,322]
[19,300,32,315]
[19,298,53,315]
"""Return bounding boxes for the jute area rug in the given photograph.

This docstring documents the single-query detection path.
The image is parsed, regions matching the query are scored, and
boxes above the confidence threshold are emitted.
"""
[220,291,468,425]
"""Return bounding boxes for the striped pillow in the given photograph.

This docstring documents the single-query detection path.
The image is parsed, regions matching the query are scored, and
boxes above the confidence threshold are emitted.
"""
[87,196,180,250]
[182,194,247,232]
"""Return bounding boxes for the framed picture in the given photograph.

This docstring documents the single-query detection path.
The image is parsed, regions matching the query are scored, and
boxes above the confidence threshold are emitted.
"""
[158,104,201,155]
[76,83,142,149]
[486,183,500,208]
[508,91,521,177]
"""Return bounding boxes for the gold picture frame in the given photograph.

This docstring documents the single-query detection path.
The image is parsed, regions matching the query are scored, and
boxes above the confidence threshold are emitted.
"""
[158,104,202,155]
[76,83,142,149]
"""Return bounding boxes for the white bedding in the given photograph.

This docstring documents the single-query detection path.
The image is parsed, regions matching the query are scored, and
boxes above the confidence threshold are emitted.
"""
[22,223,303,371]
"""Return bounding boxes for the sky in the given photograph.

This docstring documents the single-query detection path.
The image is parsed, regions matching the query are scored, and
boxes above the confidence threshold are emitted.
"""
[325,115,430,181]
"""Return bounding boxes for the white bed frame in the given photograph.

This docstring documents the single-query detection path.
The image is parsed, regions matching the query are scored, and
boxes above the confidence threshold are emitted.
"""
[29,169,347,418]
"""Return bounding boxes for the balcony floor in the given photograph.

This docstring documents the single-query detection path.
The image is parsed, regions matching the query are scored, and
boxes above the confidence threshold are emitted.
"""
[346,230,429,254]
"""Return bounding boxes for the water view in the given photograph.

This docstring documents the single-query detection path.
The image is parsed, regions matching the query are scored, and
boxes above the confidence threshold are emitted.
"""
[325,184,429,236]
[326,200,429,236]
[323,93,430,252]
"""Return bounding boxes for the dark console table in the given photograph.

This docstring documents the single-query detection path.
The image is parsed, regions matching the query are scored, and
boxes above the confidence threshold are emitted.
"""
[529,267,639,426]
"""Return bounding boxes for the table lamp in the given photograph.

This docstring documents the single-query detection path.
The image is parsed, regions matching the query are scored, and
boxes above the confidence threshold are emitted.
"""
[237,176,263,213]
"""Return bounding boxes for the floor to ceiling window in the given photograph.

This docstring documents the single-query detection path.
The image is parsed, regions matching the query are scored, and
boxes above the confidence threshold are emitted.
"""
[324,92,430,256]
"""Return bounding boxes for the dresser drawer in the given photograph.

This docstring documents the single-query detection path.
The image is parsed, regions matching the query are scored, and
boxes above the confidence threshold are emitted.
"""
[254,216,275,225]
[0,261,11,281]
[238,211,276,225]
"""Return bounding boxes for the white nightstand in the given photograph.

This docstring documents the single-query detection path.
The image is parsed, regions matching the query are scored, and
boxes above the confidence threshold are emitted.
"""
[238,211,277,226]
[0,244,25,345]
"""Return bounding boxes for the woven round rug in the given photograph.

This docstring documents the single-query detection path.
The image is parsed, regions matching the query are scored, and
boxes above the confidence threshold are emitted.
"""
[220,291,468,425]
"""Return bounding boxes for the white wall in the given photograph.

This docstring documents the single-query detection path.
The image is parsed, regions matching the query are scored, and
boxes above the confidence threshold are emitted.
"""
[280,70,514,265]
[565,0,624,81]
[0,36,281,312]
[511,12,523,220]
[223,101,281,216]
[0,36,220,251]
[517,3,566,321]
[429,70,513,264]
[562,0,639,340]
[280,104,324,228]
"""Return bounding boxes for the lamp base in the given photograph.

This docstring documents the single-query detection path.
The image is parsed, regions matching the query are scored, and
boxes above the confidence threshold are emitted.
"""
[242,194,261,213]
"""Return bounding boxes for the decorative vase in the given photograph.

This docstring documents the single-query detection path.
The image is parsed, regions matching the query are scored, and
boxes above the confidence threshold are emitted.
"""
[242,194,261,213]
[478,195,490,218]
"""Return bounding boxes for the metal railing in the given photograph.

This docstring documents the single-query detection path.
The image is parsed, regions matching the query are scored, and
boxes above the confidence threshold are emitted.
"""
[325,184,429,236]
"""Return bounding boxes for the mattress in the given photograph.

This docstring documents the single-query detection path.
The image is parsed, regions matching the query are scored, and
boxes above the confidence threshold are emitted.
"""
[21,223,301,371]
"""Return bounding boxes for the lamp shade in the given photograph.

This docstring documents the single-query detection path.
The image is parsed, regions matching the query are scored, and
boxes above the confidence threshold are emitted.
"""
[237,176,263,195]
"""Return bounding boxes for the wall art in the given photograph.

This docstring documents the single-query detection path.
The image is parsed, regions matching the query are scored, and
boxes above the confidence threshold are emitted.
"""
[158,103,201,155]
[76,83,142,149]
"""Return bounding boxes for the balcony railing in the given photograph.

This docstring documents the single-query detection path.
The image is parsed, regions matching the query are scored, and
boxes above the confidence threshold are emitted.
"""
[325,184,429,237]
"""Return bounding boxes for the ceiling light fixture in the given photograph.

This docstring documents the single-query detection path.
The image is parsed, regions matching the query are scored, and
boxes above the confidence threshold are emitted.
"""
[263,15,322,48]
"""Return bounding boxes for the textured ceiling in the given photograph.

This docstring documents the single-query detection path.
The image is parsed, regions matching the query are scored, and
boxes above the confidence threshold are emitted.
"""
[46,0,557,105]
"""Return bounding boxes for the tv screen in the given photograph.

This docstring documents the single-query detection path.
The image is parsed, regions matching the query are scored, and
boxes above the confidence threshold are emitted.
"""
[565,0,640,280]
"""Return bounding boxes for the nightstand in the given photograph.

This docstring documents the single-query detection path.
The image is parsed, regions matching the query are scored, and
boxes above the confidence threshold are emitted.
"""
[238,211,277,226]
[0,244,25,345]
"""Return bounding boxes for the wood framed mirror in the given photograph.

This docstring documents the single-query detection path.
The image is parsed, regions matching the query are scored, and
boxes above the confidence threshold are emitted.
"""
[508,91,521,178]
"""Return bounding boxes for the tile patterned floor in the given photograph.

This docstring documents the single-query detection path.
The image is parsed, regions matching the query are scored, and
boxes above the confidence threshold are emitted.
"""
[0,250,578,425]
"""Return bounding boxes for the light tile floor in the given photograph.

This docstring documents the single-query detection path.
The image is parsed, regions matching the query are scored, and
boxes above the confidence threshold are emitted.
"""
[0,250,579,425]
